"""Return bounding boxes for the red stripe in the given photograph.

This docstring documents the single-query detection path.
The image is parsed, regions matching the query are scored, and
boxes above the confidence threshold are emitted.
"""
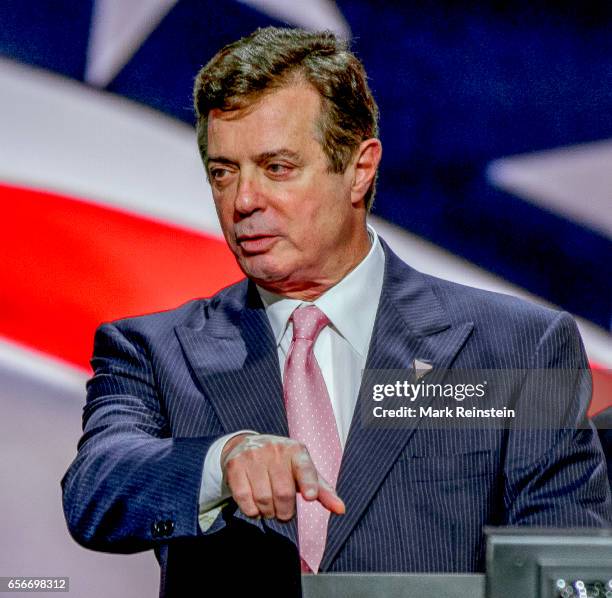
[590,363,612,416]
[0,183,243,369]
[2,182,611,413]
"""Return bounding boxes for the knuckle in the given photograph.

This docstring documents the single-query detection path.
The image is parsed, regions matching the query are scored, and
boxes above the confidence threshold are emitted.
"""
[233,490,251,504]
[275,489,295,504]
[254,493,273,508]
[299,468,318,485]
[292,445,311,464]
[243,506,260,518]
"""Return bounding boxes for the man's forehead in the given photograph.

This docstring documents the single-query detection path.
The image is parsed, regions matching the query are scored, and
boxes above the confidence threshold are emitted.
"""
[209,84,321,127]
[206,85,323,158]
[211,77,319,112]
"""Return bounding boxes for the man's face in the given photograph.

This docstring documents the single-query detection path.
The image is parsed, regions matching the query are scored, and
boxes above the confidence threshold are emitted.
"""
[206,83,368,298]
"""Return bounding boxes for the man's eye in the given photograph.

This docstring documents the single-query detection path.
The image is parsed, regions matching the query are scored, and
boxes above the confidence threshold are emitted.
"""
[267,163,290,175]
[210,168,229,180]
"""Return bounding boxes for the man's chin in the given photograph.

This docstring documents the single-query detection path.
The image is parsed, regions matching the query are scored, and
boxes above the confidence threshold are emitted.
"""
[237,256,290,287]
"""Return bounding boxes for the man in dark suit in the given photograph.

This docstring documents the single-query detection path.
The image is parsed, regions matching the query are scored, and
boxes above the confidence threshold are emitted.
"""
[61,27,611,597]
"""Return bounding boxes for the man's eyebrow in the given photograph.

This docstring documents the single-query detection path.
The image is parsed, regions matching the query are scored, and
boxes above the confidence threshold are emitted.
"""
[206,156,236,166]
[206,149,302,168]
[254,149,302,162]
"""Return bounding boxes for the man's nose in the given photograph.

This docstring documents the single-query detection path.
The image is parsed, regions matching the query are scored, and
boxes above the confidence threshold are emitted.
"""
[234,172,265,216]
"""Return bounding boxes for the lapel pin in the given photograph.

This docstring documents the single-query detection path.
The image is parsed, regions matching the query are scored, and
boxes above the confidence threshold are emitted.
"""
[413,359,433,380]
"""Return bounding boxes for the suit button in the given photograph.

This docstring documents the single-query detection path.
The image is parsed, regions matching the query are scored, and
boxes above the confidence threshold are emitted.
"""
[151,521,164,538]
[152,519,174,537]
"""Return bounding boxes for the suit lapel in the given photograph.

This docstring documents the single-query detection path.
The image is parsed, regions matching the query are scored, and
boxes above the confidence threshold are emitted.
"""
[175,281,288,437]
[175,281,298,544]
[321,244,474,571]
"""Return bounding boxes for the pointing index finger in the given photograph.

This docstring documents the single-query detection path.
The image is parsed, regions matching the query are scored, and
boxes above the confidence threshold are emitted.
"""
[317,475,345,515]
[292,449,345,515]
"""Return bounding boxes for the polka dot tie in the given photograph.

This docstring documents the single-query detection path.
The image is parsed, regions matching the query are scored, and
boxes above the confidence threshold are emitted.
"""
[283,305,342,574]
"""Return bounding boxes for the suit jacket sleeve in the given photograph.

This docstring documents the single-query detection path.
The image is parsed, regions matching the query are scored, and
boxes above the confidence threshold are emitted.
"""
[503,311,612,526]
[61,322,217,553]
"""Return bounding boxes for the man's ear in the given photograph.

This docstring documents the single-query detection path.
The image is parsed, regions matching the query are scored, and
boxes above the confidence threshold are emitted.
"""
[350,138,382,206]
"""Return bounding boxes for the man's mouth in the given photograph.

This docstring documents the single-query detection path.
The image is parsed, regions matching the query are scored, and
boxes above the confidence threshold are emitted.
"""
[236,234,279,253]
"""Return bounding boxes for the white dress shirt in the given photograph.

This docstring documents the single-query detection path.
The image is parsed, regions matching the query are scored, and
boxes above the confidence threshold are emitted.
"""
[198,226,385,523]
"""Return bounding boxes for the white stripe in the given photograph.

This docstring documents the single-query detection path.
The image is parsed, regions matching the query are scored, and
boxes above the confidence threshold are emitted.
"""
[0,58,220,235]
[86,0,179,87]
[0,337,87,400]
[488,139,612,239]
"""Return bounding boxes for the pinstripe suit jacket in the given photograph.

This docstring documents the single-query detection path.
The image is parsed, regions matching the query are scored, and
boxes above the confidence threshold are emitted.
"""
[61,239,611,597]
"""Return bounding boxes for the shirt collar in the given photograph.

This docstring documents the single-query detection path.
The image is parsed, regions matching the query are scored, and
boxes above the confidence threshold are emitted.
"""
[257,225,385,358]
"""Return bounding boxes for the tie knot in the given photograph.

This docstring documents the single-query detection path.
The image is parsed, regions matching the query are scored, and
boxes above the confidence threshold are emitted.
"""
[291,305,330,341]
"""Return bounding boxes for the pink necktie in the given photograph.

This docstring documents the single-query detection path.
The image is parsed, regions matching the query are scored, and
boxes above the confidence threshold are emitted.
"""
[283,305,342,574]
